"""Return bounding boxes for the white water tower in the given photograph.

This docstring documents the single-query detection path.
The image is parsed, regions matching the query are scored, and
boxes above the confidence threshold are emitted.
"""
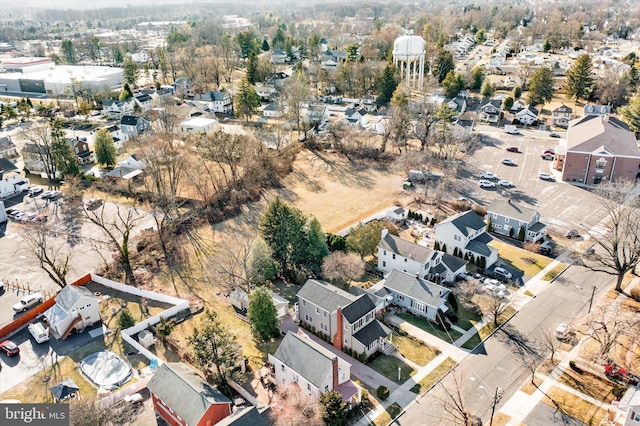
[392,35,426,90]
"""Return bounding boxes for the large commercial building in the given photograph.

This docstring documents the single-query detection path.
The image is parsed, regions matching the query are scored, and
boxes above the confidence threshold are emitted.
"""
[0,57,123,97]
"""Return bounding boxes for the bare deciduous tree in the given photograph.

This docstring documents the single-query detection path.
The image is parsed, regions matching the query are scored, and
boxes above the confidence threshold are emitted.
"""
[20,121,57,181]
[484,293,508,327]
[583,306,639,363]
[21,221,72,288]
[435,371,482,426]
[321,251,365,288]
[270,384,323,426]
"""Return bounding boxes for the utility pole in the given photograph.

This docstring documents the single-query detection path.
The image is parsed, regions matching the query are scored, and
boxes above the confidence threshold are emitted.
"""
[588,285,596,313]
[489,386,503,426]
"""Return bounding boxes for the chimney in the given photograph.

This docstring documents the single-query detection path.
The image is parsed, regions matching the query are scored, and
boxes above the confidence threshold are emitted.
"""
[381,228,388,238]
[416,273,419,278]
[333,307,343,350]
[332,357,339,389]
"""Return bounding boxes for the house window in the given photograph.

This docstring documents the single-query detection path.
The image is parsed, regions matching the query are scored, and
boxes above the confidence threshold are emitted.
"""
[494,224,502,229]
[344,323,348,330]
[505,218,509,223]
[281,364,285,371]
[404,258,407,262]
[316,307,320,314]
[397,295,404,301]
[325,385,329,392]
[307,383,311,392]
[383,261,386,267]
[302,300,306,307]
[305,314,312,323]
[595,158,607,170]
[383,250,387,256]
[323,310,327,318]
[632,411,640,422]
[392,254,396,260]
[344,337,347,345]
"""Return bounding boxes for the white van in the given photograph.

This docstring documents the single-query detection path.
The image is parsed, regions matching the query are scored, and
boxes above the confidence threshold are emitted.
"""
[28,323,49,343]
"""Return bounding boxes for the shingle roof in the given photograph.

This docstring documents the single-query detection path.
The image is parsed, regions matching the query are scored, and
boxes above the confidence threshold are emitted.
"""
[134,94,152,103]
[147,362,231,426]
[0,157,18,173]
[121,115,139,126]
[529,222,546,232]
[55,285,95,312]
[217,406,270,426]
[341,295,375,324]
[378,232,436,264]
[297,279,355,312]
[465,233,494,257]
[553,104,572,114]
[487,200,538,223]
[455,119,474,128]
[353,320,391,346]
[437,210,487,236]
[566,115,640,157]
[440,253,467,273]
[0,136,16,150]
[382,270,448,309]
[273,332,338,390]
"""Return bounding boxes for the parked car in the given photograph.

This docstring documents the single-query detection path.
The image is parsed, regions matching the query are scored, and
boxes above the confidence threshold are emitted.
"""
[539,172,555,181]
[85,198,104,210]
[549,132,561,138]
[28,323,49,344]
[540,153,554,160]
[544,149,556,154]
[565,229,579,239]
[494,267,513,281]
[480,172,498,180]
[12,292,44,312]
[498,180,514,187]
[539,241,553,255]
[0,340,20,356]
[28,187,43,197]
[505,146,520,153]
[554,323,571,340]
[501,158,517,166]
[478,180,496,188]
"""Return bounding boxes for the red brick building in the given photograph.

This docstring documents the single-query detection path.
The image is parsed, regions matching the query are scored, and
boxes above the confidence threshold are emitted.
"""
[559,115,640,185]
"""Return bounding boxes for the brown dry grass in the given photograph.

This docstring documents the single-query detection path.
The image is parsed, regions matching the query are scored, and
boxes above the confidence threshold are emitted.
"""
[557,369,617,403]
[541,386,610,426]
[491,412,512,426]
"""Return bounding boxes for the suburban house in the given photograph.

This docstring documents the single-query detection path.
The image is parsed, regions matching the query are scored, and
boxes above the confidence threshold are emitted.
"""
[105,155,145,180]
[435,209,499,268]
[377,229,467,284]
[268,332,360,405]
[179,117,217,133]
[385,207,407,222]
[445,96,467,118]
[305,104,329,126]
[0,136,18,158]
[102,99,134,120]
[255,85,277,101]
[133,94,153,112]
[21,143,51,176]
[369,269,450,323]
[615,385,640,426]
[70,137,94,165]
[486,199,546,242]
[102,124,126,148]
[267,72,289,89]
[262,102,283,118]
[552,104,573,128]
[0,158,29,199]
[44,285,101,339]
[478,99,502,123]
[344,104,369,127]
[270,49,290,64]
[515,105,538,126]
[452,119,474,139]
[192,91,233,114]
[583,104,612,116]
[297,279,393,359]
[147,362,233,426]
[120,115,150,139]
[559,115,640,184]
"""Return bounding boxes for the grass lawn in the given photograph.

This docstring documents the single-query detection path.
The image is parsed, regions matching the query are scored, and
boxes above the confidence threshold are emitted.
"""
[558,368,618,403]
[396,313,463,343]
[491,240,553,276]
[542,263,568,281]
[368,355,416,384]
[410,357,457,394]
[393,335,439,366]
[373,402,403,426]
[542,386,609,426]
[453,303,482,331]
[461,306,517,350]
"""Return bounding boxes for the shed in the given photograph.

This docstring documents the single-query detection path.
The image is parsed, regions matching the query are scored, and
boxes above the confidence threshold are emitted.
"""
[230,289,249,311]
[138,329,155,348]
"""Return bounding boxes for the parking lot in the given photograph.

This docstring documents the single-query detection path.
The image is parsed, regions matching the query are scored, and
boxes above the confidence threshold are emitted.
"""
[457,127,608,235]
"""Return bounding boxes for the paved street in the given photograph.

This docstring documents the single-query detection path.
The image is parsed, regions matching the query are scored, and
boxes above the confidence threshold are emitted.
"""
[394,266,613,425]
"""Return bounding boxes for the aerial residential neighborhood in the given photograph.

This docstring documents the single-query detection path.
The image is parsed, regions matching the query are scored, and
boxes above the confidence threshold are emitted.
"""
[1,1,640,426]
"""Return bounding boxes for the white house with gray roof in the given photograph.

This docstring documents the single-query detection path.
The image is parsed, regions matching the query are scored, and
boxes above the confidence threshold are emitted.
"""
[435,210,498,268]
[44,285,101,339]
[377,229,467,283]
[268,332,360,404]
[296,279,393,358]
[486,199,546,242]
[370,269,450,322]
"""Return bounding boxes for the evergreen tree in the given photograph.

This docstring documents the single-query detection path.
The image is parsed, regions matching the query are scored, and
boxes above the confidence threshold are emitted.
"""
[262,39,270,51]
[434,241,441,251]
[299,216,329,276]
[94,129,118,168]
[487,216,493,232]
[481,79,495,98]
[375,63,398,105]
[50,119,80,178]
[469,66,485,91]
[527,67,554,106]
[61,39,76,64]
[620,97,640,135]
[319,390,348,426]
[120,82,134,100]
[543,39,551,52]
[246,53,259,84]
[518,225,525,242]
[248,287,279,341]
[122,57,139,87]
[234,77,260,122]
[512,86,522,99]
[442,71,466,98]
[113,45,124,65]
[503,96,514,111]
[247,238,278,286]
[565,54,596,102]
[434,49,455,83]
[188,310,241,383]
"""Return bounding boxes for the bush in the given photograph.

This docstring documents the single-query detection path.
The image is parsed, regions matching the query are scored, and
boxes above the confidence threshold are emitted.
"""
[117,309,135,329]
[377,385,390,400]
[569,361,583,374]
[524,242,541,253]
[612,385,627,399]
[630,287,640,301]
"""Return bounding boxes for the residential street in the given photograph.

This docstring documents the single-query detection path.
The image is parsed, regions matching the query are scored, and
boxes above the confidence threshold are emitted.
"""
[393,266,613,425]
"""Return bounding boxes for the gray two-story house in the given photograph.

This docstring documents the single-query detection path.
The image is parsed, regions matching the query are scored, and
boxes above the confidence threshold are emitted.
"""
[297,279,393,359]
[486,199,546,242]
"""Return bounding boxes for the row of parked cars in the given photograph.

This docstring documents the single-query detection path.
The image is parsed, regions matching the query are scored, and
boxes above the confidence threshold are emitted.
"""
[5,208,47,223]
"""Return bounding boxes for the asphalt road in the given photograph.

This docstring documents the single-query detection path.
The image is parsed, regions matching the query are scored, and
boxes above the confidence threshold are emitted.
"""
[394,266,613,426]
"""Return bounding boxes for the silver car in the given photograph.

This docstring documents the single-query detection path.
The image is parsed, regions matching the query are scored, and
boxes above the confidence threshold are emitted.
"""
[12,292,44,312]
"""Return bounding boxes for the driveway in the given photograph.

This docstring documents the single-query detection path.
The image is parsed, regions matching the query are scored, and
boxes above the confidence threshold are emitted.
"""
[280,316,399,392]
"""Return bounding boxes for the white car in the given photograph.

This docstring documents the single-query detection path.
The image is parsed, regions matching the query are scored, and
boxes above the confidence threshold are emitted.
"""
[539,172,555,181]
[498,180,514,187]
[478,180,496,188]
[493,267,513,280]
[555,323,571,340]
[480,172,498,180]
[501,158,517,166]
[12,292,44,312]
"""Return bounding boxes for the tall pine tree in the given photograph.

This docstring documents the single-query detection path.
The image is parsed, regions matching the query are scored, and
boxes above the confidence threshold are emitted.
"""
[375,63,398,105]
[234,77,260,122]
[94,128,117,168]
[50,119,80,178]
[527,67,554,106]
[565,54,595,102]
